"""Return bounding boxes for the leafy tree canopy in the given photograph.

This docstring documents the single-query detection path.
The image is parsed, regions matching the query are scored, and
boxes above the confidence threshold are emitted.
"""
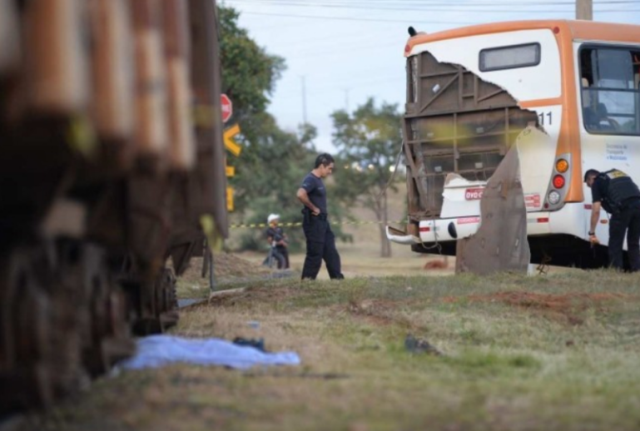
[232,115,317,246]
[217,6,321,251]
[218,6,357,252]
[331,98,403,256]
[218,6,285,121]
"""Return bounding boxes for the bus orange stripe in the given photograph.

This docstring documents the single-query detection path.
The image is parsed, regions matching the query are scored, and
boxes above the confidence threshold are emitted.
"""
[519,98,562,108]
[555,23,583,203]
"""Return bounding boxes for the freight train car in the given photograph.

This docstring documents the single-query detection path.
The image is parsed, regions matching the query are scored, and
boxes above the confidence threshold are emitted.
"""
[0,0,228,413]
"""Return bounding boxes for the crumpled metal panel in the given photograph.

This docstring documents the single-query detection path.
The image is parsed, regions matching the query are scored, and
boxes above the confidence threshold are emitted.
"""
[455,146,530,274]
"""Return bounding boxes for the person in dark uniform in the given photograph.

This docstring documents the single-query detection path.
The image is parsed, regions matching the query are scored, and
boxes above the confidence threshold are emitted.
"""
[296,153,344,280]
[585,168,640,271]
[265,213,289,269]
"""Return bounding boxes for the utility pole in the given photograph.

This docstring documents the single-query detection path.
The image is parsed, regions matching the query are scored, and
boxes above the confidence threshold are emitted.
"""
[576,0,593,20]
[301,76,307,124]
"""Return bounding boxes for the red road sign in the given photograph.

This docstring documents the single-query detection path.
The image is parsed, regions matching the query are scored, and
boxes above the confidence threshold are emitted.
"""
[221,93,232,123]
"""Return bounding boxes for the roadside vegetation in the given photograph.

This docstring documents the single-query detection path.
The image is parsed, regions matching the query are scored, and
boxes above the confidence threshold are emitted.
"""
[17,269,640,431]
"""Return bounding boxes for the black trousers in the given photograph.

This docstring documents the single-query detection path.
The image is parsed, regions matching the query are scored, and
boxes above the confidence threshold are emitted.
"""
[301,213,344,280]
[608,202,640,271]
[275,246,289,269]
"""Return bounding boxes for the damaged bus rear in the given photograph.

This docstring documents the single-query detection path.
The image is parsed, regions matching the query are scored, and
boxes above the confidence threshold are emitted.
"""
[388,20,640,268]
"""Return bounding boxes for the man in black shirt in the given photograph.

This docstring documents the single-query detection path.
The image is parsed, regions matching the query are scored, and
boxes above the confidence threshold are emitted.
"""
[585,168,640,271]
[296,153,344,280]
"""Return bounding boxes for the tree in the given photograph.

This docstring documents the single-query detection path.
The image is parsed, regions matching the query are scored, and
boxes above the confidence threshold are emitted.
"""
[217,6,319,252]
[232,115,318,252]
[218,6,285,123]
[331,98,403,257]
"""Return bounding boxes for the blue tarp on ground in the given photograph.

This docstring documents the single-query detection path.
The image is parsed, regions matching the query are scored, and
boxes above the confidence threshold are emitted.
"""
[117,335,301,370]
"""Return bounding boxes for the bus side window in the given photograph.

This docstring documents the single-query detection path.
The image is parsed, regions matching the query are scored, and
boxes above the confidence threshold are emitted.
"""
[595,103,619,130]
[581,78,591,109]
[583,108,597,130]
[581,77,598,130]
[581,77,592,107]
[581,47,639,134]
[634,54,639,89]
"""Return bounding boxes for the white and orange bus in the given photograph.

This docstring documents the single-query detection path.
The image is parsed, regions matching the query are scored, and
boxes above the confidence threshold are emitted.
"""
[387,20,640,268]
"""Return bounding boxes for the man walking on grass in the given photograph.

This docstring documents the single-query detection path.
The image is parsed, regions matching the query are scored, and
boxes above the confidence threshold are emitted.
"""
[296,153,344,280]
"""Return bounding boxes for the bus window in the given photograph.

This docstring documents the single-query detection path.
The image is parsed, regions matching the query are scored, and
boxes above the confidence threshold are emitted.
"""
[479,43,540,72]
[580,46,640,136]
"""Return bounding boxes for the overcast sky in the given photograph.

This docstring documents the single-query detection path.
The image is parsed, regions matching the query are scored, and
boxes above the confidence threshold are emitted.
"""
[221,0,639,153]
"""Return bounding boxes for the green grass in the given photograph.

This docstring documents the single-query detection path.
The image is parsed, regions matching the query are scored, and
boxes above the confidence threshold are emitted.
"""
[20,270,640,431]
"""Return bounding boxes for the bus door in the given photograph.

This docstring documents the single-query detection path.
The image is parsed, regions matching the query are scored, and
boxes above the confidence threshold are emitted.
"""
[578,44,640,247]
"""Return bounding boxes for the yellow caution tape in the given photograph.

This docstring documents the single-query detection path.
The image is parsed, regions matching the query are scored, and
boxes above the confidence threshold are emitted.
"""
[229,220,405,229]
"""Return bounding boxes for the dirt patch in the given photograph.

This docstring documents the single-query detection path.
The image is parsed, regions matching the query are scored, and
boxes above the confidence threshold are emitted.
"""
[206,285,296,307]
[345,298,419,330]
[443,291,628,325]
[178,285,300,311]
[180,253,271,284]
[424,259,449,270]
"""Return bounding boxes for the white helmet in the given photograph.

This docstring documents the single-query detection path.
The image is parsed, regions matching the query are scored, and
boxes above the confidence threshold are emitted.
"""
[267,213,280,223]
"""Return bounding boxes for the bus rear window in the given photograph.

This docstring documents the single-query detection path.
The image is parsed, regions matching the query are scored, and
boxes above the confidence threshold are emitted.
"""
[479,43,540,72]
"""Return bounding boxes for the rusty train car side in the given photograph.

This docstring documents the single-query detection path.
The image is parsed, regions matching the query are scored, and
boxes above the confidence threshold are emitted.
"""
[0,0,227,413]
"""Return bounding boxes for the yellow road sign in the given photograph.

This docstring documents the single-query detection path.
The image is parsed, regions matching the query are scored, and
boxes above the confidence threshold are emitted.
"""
[224,123,242,156]
[224,124,241,211]
[226,186,234,211]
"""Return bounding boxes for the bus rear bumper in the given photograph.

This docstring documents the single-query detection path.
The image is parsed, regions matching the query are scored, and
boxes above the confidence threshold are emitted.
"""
[387,211,555,245]
[386,216,481,245]
[385,225,420,244]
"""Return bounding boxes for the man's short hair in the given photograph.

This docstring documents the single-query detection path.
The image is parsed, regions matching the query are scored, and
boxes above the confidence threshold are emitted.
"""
[584,169,600,182]
[315,153,334,168]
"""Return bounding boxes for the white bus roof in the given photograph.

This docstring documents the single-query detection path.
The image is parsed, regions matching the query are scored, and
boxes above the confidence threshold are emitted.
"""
[406,20,640,56]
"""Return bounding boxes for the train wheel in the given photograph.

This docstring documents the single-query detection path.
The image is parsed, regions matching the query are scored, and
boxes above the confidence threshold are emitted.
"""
[0,245,54,413]
[103,282,135,367]
[157,267,179,331]
[130,265,179,335]
[48,240,89,399]
[82,245,134,377]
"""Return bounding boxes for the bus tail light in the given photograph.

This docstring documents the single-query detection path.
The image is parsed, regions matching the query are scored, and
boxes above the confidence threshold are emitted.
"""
[556,158,569,173]
[553,175,565,189]
[545,153,571,211]
[548,190,561,205]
